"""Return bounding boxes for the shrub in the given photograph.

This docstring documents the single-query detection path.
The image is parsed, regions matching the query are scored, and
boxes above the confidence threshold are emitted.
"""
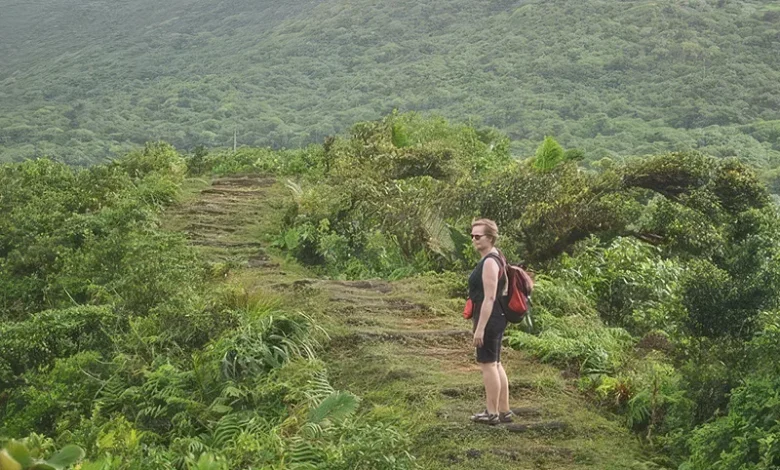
[556,237,684,333]
[683,375,780,470]
[506,312,633,376]
[0,306,116,383]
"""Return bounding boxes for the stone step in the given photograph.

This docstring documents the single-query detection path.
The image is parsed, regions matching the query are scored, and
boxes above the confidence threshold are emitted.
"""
[344,329,471,342]
[189,240,263,249]
[503,420,569,434]
[326,280,393,293]
[200,187,265,196]
[212,176,275,188]
[187,223,239,233]
[194,198,260,207]
[179,206,251,216]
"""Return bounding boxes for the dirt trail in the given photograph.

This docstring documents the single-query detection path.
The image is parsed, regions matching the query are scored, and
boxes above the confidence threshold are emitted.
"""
[168,175,280,269]
[167,175,655,470]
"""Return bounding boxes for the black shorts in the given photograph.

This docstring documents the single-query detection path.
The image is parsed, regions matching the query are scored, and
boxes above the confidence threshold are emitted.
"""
[474,314,507,363]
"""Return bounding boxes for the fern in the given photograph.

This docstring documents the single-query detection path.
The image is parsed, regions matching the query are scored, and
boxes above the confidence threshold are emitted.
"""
[171,436,208,457]
[299,422,324,440]
[188,453,228,470]
[421,208,454,256]
[287,436,325,468]
[209,419,242,449]
[626,389,652,429]
[217,311,322,381]
[302,370,335,406]
[285,179,304,202]
[94,375,128,415]
[203,414,271,448]
[309,392,359,425]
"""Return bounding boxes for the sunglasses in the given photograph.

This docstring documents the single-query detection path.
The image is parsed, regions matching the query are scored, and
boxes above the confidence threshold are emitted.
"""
[471,234,486,240]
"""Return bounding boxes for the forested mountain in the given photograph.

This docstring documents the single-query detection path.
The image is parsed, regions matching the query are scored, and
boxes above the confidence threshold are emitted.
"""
[1,0,778,165]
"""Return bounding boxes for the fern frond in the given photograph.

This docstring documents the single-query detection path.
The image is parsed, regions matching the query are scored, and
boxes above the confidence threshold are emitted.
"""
[299,422,324,440]
[287,436,324,467]
[285,180,304,202]
[95,376,128,414]
[421,208,454,256]
[303,370,335,404]
[208,415,244,448]
[309,391,360,425]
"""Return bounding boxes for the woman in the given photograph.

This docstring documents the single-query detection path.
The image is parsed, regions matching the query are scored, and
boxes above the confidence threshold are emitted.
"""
[468,218,513,425]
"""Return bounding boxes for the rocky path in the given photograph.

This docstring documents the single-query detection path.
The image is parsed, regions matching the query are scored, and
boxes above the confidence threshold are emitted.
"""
[168,175,280,269]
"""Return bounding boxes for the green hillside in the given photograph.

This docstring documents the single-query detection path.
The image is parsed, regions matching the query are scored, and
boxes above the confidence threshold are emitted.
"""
[4,114,780,468]
[1,0,779,165]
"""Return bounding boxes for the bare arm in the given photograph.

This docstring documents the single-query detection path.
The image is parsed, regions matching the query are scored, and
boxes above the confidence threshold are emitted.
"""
[474,257,500,347]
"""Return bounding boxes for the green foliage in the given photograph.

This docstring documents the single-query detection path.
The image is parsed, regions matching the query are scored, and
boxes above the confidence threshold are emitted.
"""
[0,437,84,470]
[528,275,598,320]
[622,151,715,199]
[0,152,416,469]
[119,142,186,181]
[208,310,321,382]
[222,114,780,470]
[206,146,324,177]
[595,358,690,440]
[0,154,192,319]
[674,342,740,428]
[557,237,684,333]
[683,375,780,470]
[497,145,780,458]
[274,113,509,277]
[6,107,780,468]
[0,307,115,384]
[186,146,209,176]
[1,0,779,167]
[711,159,770,214]
[118,142,187,207]
[633,193,726,257]
[308,392,360,425]
[680,260,741,338]
[510,164,627,263]
[563,148,586,162]
[533,136,565,171]
[505,301,634,377]
[748,321,780,377]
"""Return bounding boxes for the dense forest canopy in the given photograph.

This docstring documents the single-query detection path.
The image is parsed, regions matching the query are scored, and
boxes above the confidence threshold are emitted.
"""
[1,0,779,165]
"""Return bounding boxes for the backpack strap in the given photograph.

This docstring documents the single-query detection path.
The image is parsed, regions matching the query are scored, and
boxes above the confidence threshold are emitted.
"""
[483,252,505,274]
[484,252,508,296]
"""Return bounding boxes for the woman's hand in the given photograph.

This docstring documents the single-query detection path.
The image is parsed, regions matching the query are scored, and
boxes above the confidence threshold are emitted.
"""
[473,328,485,347]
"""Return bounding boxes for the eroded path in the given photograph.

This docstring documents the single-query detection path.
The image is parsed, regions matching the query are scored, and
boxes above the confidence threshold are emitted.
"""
[167,175,655,470]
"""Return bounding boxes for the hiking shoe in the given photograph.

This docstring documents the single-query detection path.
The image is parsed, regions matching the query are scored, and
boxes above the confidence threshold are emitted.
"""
[499,410,515,423]
[470,410,500,425]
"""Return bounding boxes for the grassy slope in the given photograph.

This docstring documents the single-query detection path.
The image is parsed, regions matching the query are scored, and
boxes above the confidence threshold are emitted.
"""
[163,174,659,469]
[1,0,778,164]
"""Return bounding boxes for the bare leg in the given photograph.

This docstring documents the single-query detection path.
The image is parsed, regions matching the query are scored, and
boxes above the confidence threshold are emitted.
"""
[497,362,510,413]
[479,362,501,414]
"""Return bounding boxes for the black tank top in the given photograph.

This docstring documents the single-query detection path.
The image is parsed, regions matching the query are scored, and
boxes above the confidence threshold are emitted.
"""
[468,252,507,324]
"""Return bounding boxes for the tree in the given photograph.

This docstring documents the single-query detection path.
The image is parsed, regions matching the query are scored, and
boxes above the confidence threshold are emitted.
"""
[533,136,565,172]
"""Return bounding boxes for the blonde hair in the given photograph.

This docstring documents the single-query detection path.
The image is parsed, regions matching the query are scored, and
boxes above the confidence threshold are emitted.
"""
[471,218,499,245]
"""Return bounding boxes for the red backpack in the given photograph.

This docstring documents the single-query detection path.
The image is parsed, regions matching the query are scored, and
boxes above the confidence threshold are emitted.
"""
[497,256,534,323]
